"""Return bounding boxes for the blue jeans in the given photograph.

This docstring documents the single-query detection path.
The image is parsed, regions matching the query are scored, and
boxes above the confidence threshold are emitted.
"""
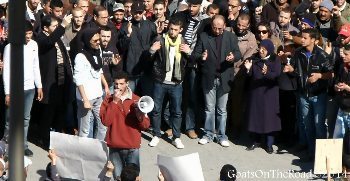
[77,97,106,140]
[298,93,327,154]
[109,148,140,178]
[4,89,35,149]
[333,109,350,138]
[151,82,182,138]
[129,75,154,97]
[326,97,339,138]
[202,78,228,142]
[184,68,201,131]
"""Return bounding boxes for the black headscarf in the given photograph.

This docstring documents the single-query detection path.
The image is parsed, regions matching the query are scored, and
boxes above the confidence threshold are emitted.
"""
[80,28,102,70]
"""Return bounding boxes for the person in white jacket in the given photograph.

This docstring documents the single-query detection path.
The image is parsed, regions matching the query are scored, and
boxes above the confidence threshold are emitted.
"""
[73,28,109,140]
[2,20,43,157]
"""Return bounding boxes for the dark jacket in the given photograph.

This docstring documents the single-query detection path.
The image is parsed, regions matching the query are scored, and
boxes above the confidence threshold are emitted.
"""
[191,30,242,93]
[35,25,74,104]
[118,19,157,76]
[289,46,333,96]
[149,35,188,83]
[335,62,350,112]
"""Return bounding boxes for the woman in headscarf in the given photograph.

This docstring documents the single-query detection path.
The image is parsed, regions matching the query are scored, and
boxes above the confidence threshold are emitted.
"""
[244,39,282,154]
[73,28,109,140]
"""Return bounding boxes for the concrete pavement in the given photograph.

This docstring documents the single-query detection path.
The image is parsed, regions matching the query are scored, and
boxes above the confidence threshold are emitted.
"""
[24,130,329,181]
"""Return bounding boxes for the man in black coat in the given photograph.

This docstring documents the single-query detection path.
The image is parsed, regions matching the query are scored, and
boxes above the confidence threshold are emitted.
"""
[118,1,157,96]
[192,15,241,147]
[35,14,74,149]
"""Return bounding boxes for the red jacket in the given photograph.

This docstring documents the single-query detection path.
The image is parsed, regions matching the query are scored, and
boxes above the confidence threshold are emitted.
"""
[100,94,150,149]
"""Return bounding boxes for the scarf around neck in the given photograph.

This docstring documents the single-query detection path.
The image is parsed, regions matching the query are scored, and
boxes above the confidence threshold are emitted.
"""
[164,33,182,81]
[80,28,103,70]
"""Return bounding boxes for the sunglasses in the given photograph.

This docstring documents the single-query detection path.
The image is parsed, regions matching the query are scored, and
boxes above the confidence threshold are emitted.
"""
[258,30,268,34]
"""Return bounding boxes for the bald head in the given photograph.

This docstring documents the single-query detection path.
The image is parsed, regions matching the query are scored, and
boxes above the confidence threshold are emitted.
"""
[211,15,225,36]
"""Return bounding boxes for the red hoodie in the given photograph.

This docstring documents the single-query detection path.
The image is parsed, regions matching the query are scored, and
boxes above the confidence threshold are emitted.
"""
[100,94,150,149]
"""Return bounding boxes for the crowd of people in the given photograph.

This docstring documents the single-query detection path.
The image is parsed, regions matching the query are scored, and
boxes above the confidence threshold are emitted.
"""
[0,0,350,179]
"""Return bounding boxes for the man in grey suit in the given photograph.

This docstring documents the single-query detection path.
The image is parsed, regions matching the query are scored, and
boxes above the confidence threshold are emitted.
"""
[192,15,241,147]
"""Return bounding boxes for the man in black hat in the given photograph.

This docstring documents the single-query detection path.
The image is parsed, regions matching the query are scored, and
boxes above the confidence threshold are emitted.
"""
[118,0,157,96]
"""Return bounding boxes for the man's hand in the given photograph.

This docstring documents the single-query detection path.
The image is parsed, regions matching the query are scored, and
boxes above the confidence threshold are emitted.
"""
[127,21,133,37]
[262,63,268,75]
[282,31,292,40]
[202,50,208,61]
[335,82,350,92]
[325,41,332,55]
[307,73,321,83]
[0,60,3,70]
[112,54,122,65]
[283,64,294,73]
[104,87,111,97]
[158,170,165,181]
[37,88,43,101]
[48,149,57,165]
[255,6,263,15]
[83,100,92,109]
[135,106,146,122]
[226,52,234,62]
[5,95,9,107]
[156,21,165,34]
[150,41,161,52]
[180,44,191,54]
[106,161,114,172]
[244,60,253,70]
[61,14,73,28]
[113,89,122,103]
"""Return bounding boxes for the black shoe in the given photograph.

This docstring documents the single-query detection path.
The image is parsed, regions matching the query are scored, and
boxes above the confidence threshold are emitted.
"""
[24,149,33,157]
[266,146,273,154]
[246,143,261,151]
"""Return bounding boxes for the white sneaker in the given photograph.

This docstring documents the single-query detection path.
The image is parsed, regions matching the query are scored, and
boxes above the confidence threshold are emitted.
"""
[220,140,230,147]
[198,138,209,145]
[149,136,160,147]
[172,138,184,149]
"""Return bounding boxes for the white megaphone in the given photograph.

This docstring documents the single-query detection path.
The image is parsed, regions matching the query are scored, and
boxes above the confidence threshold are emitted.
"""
[138,96,154,114]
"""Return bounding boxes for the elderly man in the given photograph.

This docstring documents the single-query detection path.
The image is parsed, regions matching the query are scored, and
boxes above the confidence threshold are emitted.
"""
[192,15,241,147]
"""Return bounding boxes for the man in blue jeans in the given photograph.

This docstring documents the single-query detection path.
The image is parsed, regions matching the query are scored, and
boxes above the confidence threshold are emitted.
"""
[284,28,333,161]
[147,18,191,149]
[192,15,241,147]
[2,21,43,156]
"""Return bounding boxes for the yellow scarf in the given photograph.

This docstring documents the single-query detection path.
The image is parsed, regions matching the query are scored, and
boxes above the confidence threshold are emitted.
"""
[164,33,182,80]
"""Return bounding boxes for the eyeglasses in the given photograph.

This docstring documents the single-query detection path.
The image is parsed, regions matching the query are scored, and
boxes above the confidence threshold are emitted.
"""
[258,30,268,34]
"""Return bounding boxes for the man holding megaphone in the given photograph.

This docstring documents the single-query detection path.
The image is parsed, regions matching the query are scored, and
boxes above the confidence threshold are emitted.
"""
[100,72,150,179]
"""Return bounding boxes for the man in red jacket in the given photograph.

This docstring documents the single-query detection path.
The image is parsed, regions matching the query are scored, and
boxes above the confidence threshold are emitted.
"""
[100,72,150,179]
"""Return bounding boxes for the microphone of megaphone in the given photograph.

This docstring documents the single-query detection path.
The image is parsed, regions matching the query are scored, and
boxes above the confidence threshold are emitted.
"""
[137,96,154,114]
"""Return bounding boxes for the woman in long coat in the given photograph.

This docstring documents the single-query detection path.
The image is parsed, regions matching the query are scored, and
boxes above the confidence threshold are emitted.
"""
[244,39,281,154]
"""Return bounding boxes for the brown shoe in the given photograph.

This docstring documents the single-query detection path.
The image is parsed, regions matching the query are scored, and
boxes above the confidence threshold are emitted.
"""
[187,130,198,139]
[165,129,173,137]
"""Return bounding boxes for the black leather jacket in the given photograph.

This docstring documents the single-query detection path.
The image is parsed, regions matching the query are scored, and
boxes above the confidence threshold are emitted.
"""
[149,36,188,84]
[290,46,333,96]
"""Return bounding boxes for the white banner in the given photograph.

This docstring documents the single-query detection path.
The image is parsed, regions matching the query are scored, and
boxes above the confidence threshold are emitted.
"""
[50,132,109,180]
[157,152,205,181]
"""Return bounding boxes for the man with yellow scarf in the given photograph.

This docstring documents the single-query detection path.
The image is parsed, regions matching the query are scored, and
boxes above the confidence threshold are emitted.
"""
[148,18,191,149]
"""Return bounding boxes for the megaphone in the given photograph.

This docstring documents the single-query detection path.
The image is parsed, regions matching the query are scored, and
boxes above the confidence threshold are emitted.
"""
[138,96,154,114]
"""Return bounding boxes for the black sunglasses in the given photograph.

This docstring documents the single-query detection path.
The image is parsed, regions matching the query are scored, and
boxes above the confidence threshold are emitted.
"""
[257,30,268,34]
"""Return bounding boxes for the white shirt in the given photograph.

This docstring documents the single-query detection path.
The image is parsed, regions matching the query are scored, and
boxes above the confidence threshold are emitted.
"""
[73,53,103,100]
[3,40,43,95]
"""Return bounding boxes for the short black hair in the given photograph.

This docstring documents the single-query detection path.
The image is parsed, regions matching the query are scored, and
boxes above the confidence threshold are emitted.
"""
[50,0,63,8]
[41,14,59,30]
[168,17,183,28]
[154,0,165,7]
[24,20,33,32]
[120,163,140,181]
[206,4,220,13]
[100,26,111,32]
[93,5,107,17]
[42,0,51,5]
[113,71,129,82]
[301,28,318,39]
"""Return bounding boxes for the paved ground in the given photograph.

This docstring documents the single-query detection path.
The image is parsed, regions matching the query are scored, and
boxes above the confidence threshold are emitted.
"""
[24,130,330,181]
